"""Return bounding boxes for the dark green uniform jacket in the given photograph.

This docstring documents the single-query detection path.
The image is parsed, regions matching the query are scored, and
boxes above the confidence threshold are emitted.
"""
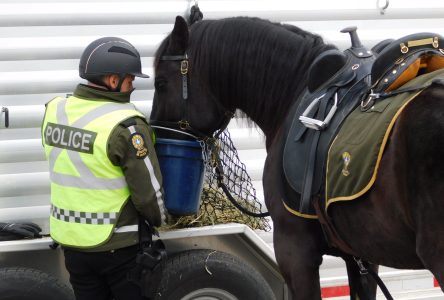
[67,84,166,252]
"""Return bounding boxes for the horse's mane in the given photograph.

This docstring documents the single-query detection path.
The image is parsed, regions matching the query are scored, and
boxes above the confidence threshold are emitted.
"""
[155,17,335,135]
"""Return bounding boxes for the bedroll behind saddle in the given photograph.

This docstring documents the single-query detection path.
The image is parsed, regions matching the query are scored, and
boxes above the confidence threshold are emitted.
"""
[371,32,444,93]
[360,32,444,110]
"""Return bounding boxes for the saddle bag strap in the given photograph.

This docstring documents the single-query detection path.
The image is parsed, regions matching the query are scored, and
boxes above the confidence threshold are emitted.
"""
[300,131,320,212]
[313,199,358,257]
[362,78,444,110]
[382,78,444,98]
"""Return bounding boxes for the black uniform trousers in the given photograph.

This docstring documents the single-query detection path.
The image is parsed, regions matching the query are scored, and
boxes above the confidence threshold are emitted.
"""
[63,244,146,300]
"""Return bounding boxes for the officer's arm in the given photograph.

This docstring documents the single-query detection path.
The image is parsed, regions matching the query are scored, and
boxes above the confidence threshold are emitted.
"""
[108,117,167,227]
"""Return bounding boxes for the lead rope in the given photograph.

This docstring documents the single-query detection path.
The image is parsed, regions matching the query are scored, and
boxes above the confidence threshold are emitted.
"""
[354,257,394,300]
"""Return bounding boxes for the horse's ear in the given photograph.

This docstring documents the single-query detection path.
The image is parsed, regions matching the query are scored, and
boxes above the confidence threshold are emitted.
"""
[167,16,189,53]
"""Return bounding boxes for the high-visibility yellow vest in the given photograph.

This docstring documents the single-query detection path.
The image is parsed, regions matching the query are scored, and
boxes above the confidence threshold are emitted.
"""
[42,96,144,248]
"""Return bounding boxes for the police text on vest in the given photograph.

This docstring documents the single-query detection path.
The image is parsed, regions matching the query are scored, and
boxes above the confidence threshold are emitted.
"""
[44,122,97,154]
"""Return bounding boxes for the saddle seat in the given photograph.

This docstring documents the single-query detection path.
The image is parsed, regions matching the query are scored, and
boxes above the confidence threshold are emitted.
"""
[307,49,350,93]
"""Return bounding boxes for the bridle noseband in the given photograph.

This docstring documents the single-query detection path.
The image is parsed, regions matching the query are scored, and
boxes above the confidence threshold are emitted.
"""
[150,53,234,141]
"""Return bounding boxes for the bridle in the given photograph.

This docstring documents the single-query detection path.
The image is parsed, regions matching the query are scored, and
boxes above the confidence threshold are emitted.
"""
[150,53,234,141]
[151,52,270,218]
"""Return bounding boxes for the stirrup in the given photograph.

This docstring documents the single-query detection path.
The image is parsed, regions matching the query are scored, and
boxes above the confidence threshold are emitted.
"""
[299,93,338,130]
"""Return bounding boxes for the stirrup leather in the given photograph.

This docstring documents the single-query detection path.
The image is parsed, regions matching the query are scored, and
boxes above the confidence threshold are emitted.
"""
[299,93,338,130]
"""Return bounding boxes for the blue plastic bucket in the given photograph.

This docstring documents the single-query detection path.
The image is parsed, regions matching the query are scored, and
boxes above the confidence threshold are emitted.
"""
[155,138,204,215]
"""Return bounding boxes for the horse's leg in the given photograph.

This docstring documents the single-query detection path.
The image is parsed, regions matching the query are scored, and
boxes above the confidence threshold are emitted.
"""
[264,141,327,299]
[411,162,444,291]
[416,230,444,292]
[411,171,444,292]
[343,256,378,300]
[272,213,325,299]
[399,90,444,292]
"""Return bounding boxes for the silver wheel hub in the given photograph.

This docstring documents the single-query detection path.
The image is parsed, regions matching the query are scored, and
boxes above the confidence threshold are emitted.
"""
[181,288,239,300]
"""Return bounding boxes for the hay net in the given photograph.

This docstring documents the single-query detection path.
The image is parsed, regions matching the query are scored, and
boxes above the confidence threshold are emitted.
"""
[164,129,271,231]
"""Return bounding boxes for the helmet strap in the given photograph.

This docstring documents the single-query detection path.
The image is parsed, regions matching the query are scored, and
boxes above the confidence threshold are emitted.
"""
[116,74,126,92]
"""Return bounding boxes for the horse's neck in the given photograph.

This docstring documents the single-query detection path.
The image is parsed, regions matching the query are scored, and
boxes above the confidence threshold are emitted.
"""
[233,56,315,140]
[193,20,330,140]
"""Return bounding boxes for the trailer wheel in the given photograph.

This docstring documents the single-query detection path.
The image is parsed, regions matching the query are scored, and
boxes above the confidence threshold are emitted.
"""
[154,249,276,300]
[0,267,74,300]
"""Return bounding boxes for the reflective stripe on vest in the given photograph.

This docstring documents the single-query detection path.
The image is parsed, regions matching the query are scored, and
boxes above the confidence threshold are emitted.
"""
[128,125,167,225]
[43,96,144,248]
[51,204,118,225]
[47,99,133,190]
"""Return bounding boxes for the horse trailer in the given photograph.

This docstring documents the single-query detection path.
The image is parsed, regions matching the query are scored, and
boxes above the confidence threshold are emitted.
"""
[0,223,288,299]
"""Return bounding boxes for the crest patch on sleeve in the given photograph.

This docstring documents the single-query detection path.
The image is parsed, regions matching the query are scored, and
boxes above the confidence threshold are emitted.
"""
[130,133,148,159]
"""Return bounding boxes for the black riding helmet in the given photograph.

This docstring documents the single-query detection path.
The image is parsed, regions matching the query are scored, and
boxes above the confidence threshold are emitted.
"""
[79,37,149,91]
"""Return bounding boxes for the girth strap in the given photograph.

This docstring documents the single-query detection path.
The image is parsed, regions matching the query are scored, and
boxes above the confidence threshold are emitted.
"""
[313,198,357,256]
[300,93,330,212]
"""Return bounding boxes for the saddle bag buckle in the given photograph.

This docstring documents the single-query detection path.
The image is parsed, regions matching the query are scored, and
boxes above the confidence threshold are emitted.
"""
[299,93,338,130]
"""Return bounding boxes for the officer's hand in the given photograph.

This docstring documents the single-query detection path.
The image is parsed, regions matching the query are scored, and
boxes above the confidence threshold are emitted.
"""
[0,222,42,238]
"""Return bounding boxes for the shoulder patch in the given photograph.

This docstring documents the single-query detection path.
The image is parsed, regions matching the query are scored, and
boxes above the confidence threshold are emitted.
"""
[130,132,148,159]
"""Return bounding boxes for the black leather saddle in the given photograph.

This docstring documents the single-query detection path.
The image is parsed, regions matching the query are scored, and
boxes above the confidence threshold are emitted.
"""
[283,27,375,215]
[283,30,444,216]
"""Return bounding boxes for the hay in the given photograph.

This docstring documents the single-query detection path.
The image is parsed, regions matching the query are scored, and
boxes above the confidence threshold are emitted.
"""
[159,129,271,233]
[159,186,271,231]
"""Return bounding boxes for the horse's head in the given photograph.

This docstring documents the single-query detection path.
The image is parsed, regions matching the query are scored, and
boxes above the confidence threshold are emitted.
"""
[150,16,232,140]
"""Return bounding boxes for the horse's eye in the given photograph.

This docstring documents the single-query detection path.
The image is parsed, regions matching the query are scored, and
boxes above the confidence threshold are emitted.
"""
[155,78,167,91]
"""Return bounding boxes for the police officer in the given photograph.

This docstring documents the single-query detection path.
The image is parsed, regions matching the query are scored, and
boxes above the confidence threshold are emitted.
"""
[41,37,167,300]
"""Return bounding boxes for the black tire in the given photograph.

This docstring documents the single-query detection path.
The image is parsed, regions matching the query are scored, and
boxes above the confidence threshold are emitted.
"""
[0,267,74,300]
[154,249,276,300]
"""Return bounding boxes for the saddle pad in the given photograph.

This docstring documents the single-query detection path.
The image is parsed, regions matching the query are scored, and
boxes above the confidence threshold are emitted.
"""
[282,83,365,217]
[325,68,444,209]
[283,54,374,217]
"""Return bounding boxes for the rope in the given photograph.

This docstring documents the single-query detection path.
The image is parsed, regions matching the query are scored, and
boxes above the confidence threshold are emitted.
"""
[205,130,271,221]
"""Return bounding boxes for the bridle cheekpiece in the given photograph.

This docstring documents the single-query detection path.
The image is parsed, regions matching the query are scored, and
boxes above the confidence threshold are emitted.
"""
[151,52,234,141]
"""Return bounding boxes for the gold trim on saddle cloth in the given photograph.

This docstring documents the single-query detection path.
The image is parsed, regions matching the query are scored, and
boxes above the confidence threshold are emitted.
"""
[282,200,318,219]
[325,67,444,209]
[325,90,423,210]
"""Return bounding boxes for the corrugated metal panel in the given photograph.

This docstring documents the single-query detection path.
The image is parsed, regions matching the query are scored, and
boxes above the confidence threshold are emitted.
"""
[1,0,443,232]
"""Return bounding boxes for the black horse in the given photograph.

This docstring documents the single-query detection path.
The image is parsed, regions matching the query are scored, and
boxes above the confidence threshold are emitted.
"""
[150,16,444,299]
